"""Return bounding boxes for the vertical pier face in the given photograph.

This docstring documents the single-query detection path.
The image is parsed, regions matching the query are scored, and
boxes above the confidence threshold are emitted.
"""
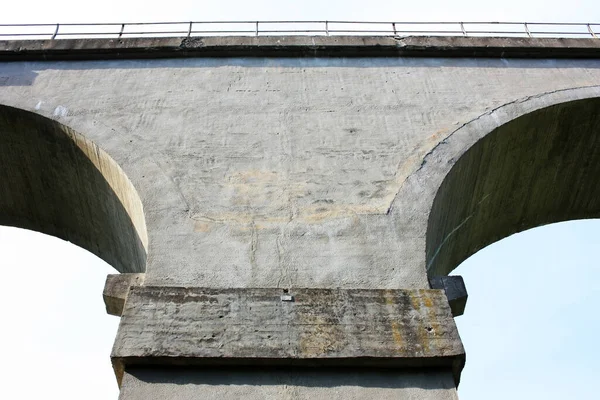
[1,36,600,399]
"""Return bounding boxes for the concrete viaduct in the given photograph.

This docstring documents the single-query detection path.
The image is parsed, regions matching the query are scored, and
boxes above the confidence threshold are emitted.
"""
[1,35,599,399]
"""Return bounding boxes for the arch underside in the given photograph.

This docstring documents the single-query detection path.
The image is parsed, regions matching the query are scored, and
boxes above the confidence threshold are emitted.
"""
[427,97,600,277]
[0,105,147,273]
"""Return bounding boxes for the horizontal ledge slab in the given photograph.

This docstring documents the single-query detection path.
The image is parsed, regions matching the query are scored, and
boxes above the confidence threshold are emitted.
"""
[429,275,468,317]
[2,36,600,61]
[103,273,145,316]
[112,287,465,386]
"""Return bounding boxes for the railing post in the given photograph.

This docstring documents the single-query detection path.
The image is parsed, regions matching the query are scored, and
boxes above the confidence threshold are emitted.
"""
[255,21,259,37]
[460,22,467,36]
[51,23,60,40]
[118,23,125,38]
[392,22,397,35]
[588,24,597,38]
[524,23,532,37]
[187,21,193,37]
[325,20,329,36]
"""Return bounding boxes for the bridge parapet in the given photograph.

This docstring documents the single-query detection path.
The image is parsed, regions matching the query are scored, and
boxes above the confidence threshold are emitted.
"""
[2,35,600,60]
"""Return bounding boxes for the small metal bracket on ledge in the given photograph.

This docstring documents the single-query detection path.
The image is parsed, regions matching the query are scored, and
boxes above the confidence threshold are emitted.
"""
[429,275,468,317]
[103,273,145,316]
[280,288,294,302]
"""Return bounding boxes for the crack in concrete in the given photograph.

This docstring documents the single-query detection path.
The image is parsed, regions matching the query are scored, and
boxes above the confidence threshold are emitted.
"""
[275,234,287,288]
[250,219,258,272]
[386,84,600,215]
[275,207,298,290]
[426,194,491,272]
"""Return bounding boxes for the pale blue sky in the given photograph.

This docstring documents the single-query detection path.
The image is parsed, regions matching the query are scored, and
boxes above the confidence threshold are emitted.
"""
[0,1,598,399]
[455,219,600,400]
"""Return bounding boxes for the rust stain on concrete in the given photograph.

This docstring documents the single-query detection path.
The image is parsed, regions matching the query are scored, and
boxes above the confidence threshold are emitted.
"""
[299,314,344,357]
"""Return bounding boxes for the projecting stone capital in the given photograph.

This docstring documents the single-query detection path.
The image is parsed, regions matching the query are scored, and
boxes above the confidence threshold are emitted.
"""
[111,287,465,386]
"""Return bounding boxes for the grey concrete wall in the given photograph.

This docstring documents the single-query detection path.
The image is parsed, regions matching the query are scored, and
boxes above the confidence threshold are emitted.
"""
[118,368,459,400]
[1,55,599,290]
[425,97,600,276]
[3,44,600,398]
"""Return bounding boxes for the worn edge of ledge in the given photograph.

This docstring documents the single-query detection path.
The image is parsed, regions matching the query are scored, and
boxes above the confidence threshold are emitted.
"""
[1,36,600,60]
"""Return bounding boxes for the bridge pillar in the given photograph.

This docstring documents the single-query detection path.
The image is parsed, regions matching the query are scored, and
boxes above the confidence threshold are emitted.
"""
[106,276,465,399]
[4,34,600,399]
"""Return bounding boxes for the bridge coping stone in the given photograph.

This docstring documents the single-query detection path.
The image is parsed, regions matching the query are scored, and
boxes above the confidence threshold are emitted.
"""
[1,35,600,60]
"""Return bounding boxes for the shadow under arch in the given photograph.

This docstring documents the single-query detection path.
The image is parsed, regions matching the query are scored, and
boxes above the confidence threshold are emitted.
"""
[426,94,600,277]
[0,104,147,273]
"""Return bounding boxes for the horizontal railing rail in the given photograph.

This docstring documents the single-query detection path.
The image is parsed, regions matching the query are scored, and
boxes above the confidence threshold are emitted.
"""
[0,21,598,40]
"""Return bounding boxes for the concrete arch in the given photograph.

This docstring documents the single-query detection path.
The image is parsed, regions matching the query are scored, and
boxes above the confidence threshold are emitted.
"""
[421,86,600,277]
[0,104,147,273]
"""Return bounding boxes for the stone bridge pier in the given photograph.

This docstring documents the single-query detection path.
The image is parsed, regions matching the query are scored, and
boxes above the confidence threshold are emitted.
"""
[1,36,600,399]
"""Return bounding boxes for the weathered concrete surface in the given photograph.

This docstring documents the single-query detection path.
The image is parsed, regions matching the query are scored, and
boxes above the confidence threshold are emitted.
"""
[2,37,600,399]
[111,287,464,383]
[118,368,459,400]
[428,276,467,317]
[2,36,600,60]
[1,50,600,289]
[0,105,146,273]
[103,273,145,316]
[423,97,600,277]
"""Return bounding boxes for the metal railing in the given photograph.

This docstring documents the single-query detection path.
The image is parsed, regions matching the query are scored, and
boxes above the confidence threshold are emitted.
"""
[0,21,598,40]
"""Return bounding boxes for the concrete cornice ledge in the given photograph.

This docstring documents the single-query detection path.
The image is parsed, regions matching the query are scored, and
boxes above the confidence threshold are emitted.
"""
[0,35,599,60]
